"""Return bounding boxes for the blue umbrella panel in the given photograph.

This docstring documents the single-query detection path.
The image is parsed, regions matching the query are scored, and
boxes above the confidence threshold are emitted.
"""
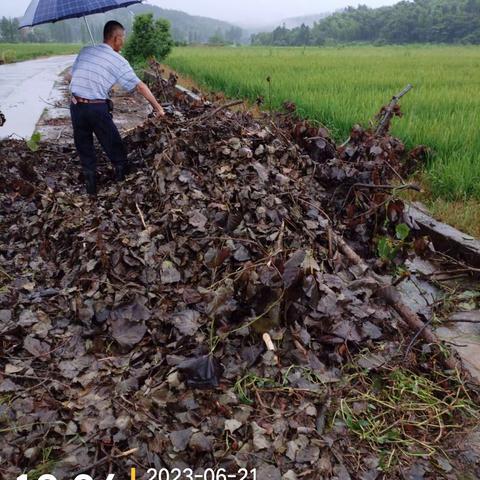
[19,0,142,28]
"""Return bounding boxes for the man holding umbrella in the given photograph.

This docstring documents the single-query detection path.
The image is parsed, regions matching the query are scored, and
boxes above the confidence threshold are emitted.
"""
[70,20,164,196]
[20,0,164,196]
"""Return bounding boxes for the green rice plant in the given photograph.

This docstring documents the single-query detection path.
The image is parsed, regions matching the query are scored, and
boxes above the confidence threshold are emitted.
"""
[166,45,480,201]
[0,43,81,63]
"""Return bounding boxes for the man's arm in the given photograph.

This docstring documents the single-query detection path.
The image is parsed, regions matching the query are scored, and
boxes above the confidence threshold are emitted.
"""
[136,82,165,116]
[116,60,164,117]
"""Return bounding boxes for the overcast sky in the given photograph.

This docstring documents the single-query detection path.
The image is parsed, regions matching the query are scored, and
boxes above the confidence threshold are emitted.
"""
[2,0,400,25]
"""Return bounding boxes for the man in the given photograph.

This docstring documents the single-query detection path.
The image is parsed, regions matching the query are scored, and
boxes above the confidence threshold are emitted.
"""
[70,20,164,196]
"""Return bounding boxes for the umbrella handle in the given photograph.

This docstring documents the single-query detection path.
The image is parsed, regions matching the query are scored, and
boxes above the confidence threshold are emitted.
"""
[84,16,96,45]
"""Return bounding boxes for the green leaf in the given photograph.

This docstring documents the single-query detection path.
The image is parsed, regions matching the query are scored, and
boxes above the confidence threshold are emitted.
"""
[378,428,401,444]
[26,132,41,152]
[395,223,410,241]
[377,237,397,261]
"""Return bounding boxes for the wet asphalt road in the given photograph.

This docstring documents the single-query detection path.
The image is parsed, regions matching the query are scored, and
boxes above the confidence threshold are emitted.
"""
[0,55,76,140]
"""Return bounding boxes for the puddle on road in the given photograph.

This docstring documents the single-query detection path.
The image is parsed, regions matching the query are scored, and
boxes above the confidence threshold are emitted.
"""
[0,56,76,140]
[0,79,67,140]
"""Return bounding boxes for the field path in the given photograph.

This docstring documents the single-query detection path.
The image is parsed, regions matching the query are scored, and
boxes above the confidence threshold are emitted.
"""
[0,55,76,140]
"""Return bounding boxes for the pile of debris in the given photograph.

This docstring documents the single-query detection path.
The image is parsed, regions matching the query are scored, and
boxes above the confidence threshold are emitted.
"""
[0,80,479,480]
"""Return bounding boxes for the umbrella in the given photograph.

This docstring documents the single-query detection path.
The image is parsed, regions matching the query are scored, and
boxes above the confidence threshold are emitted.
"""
[19,0,143,44]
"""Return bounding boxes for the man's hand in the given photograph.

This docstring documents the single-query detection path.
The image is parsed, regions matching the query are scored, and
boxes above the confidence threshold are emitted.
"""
[153,105,165,117]
[148,106,166,120]
[136,81,164,118]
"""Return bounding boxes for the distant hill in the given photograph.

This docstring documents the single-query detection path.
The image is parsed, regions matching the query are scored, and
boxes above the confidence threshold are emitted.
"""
[128,4,241,43]
[15,4,243,44]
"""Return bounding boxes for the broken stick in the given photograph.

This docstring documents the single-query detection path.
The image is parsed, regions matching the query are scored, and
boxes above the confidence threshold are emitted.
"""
[376,84,413,136]
[188,100,244,125]
[331,229,461,372]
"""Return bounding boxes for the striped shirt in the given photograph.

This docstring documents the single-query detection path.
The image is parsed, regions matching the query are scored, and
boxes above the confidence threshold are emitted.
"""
[70,43,140,100]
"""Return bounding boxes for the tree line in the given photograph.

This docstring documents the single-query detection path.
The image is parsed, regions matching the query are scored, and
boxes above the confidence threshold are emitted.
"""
[251,0,480,46]
[0,16,103,43]
[0,4,244,45]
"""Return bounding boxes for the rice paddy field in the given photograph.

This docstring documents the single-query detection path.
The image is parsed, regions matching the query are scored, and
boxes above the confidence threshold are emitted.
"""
[166,45,480,206]
[0,43,81,64]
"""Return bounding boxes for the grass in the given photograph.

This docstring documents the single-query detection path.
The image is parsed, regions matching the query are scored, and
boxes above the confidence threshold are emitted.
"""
[166,45,480,205]
[234,373,278,405]
[233,365,328,405]
[338,365,479,471]
[27,447,57,480]
[428,198,480,239]
[400,170,480,238]
[0,393,58,477]
[0,43,81,63]
[231,360,480,474]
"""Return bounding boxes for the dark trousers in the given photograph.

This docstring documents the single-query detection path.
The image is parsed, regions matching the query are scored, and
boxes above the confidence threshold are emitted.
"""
[70,102,127,180]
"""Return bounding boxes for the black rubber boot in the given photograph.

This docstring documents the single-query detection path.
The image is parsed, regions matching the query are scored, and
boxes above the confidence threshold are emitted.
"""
[84,172,97,197]
[114,164,126,182]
